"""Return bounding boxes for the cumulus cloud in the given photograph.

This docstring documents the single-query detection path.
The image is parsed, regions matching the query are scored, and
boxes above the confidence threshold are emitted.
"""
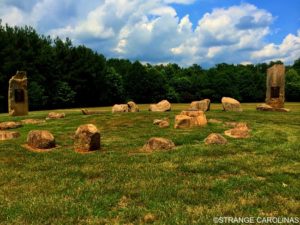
[0,0,298,66]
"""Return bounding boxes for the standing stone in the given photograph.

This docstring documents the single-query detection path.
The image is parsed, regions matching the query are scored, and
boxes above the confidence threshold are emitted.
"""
[190,99,210,111]
[127,101,139,112]
[8,71,28,116]
[27,130,56,149]
[149,100,171,112]
[74,124,100,152]
[266,64,285,108]
[221,97,242,112]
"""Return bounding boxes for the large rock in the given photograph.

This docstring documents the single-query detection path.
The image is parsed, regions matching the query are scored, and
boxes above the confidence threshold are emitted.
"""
[0,121,22,130]
[221,97,242,112]
[0,131,20,141]
[127,101,139,112]
[47,112,65,119]
[204,133,227,145]
[143,137,175,151]
[256,103,290,112]
[74,124,100,152]
[224,123,250,139]
[175,110,207,129]
[149,100,171,112]
[8,71,28,116]
[190,99,210,111]
[27,130,56,149]
[112,104,129,113]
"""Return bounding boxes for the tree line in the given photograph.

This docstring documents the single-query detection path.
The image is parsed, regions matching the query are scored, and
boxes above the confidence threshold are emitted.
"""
[0,22,300,112]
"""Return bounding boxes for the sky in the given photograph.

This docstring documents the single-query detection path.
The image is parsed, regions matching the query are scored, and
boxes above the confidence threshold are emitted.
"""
[0,0,299,67]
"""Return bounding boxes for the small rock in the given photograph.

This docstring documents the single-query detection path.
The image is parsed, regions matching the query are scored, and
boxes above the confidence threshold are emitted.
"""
[27,130,56,149]
[143,213,156,223]
[153,119,164,125]
[143,137,175,151]
[221,97,242,112]
[47,112,65,119]
[127,101,139,112]
[190,99,210,111]
[224,123,250,139]
[0,131,20,140]
[204,133,227,145]
[21,119,46,125]
[74,124,100,152]
[208,119,222,124]
[0,121,22,130]
[81,109,102,115]
[149,100,171,112]
[112,104,129,113]
[159,120,170,128]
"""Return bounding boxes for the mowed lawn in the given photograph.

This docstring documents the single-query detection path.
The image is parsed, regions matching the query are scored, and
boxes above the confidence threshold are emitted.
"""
[0,103,299,224]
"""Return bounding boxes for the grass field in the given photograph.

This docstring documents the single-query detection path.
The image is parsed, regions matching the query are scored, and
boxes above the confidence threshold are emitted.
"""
[0,103,299,224]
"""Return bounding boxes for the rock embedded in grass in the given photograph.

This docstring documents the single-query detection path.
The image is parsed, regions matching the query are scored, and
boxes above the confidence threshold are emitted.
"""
[0,121,22,130]
[153,118,169,128]
[143,137,175,151]
[208,119,223,124]
[0,131,20,140]
[224,122,250,139]
[27,130,56,149]
[256,103,290,112]
[204,133,227,145]
[221,97,243,112]
[74,124,100,152]
[21,119,46,125]
[46,112,65,119]
[149,100,171,112]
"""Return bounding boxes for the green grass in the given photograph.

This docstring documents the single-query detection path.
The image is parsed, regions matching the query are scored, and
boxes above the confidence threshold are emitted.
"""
[0,103,299,224]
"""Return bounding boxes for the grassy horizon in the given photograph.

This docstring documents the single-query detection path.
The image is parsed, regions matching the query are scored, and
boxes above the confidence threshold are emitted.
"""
[0,103,299,224]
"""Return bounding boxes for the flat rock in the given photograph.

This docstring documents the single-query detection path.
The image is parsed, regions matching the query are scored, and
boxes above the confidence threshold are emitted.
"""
[0,121,22,130]
[204,133,227,145]
[224,123,250,139]
[221,97,242,112]
[47,112,65,119]
[256,104,290,112]
[112,104,129,113]
[149,100,171,112]
[0,131,20,140]
[27,130,56,149]
[74,124,100,152]
[21,119,46,125]
[190,99,210,111]
[143,137,175,151]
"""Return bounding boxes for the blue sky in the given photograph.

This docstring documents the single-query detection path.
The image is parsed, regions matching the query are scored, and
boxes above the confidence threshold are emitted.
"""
[0,0,299,67]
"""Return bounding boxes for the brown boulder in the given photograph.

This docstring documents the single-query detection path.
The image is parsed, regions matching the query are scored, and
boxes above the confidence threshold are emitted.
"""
[112,104,129,113]
[127,101,139,112]
[0,131,20,140]
[175,111,207,129]
[204,133,227,145]
[190,99,210,111]
[149,100,171,112]
[143,137,175,151]
[0,121,22,130]
[221,97,242,112]
[74,124,100,152]
[224,123,250,139]
[27,130,56,149]
[47,112,65,119]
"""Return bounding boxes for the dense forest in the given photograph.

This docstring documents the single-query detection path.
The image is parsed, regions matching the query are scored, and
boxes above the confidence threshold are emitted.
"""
[1,22,300,112]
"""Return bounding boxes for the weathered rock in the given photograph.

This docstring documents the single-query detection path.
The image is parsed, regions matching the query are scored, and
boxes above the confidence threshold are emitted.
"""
[175,110,207,128]
[208,119,223,124]
[74,124,100,152]
[221,97,242,112]
[0,131,20,140]
[127,101,139,112]
[204,133,227,145]
[153,119,164,125]
[174,115,191,129]
[224,123,250,139]
[0,121,22,130]
[159,120,170,128]
[8,71,28,116]
[190,99,210,111]
[256,104,290,112]
[47,112,65,119]
[143,137,175,151]
[149,100,171,112]
[112,104,129,113]
[27,130,56,149]
[21,119,46,125]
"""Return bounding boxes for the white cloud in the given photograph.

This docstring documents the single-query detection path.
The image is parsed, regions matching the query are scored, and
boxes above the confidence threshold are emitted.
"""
[0,1,299,66]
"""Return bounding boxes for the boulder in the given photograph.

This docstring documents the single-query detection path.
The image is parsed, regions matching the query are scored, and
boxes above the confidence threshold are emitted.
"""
[0,131,20,141]
[21,119,46,125]
[224,122,250,139]
[256,104,290,112]
[27,130,56,149]
[174,115,191,129]
[47,112,65,119]
[221,97,242,112]
[127,101,139,112]
[143,137,175,151]
[0,121,22,130]
[190,99,210,111]
[175,110,207,129]
[112,104,129,113]
[74,124,100,152]
[149,100,171,112]
[204,133,227,145]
